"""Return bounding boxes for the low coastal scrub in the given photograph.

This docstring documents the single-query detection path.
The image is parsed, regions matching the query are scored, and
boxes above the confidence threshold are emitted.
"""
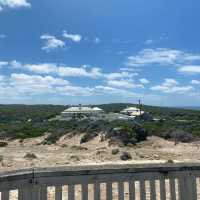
[43,119,148,146]
[0,104,200,145]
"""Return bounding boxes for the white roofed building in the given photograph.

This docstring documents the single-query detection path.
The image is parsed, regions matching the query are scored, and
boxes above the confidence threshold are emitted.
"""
[120,106,144,118]
[61,105,104,118]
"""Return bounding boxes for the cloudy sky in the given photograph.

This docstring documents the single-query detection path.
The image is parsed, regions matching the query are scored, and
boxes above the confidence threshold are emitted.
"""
[0,0,200,106]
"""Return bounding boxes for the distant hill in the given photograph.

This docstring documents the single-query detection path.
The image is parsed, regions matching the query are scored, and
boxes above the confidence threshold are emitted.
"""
[179,107,200,111]
[95,103,200,118]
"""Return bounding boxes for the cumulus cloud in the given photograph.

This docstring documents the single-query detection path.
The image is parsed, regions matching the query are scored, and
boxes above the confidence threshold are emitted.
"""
[11,73,69,86]
[107,79,144,89]
[10,61,102,78]
[0,0,30,11]
[23,63,57,74]
[57,66,102,78]
[56,85,93,96]
[104,72,137,80]
[0,61,8,67]
[0,73,94,97]
[126,48,200,67]
[104,72,143,89]
[0,73,144,99]
[139,78,150,84]
[144,39,153,45]
[191,80,200,85]
[0,75,5,82]
[10,73,70,94]
[178,66,200,75]
[94,37,100,44]
[62,31,82,42]
[150,78,193,94]
[94,85,141,98]
[40,34,65,52]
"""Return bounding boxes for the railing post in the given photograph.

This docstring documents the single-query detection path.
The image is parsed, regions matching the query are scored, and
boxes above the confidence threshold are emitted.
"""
[29,169,43,200]
[178,171,197,200]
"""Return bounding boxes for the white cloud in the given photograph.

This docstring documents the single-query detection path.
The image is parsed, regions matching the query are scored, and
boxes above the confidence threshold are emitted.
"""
[150,78,193,94]
[162,78,178,87]
[0,34,6,39]
[0,75,5,82]
[11,73,69,86]
[178,66,200,75]
[0,73,95,97]
[0,72,164,104]
[10,61,102,78]
[144,39,153,45]
[104,72,137,80]
[10,73,70,94]
[120,67,138,72]
[126,48,200,67]
[40,34,65,52]
[139,78,150,84]
[57,66,102,78]
[0,61,8,67]
[0,0,30,10]
[104,72,143,89]
[0,73,141,98]
[56,85,93,96]
[24,63,57,74]
[94,37,100,44]
[191,80,200,85]
[107,79,144,89]
[62,31,82,42]
[94,85,141,98]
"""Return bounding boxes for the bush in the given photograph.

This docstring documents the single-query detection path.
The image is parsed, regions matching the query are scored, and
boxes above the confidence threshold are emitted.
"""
[0,155,3,162]
[70,145,88,151]
[70,155,80,161]
[0,141,8,147]
[80,132,98,143]
[120,152,132,161]
[164,129,193,143]
[112,148,119,155]
[24,153,37,159]
[106,120,148,146]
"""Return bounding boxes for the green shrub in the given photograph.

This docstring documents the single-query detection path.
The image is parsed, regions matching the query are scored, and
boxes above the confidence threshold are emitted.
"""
[24,153,37,159]
[0,141,8,147]
[112,148,119,155]
[120,152,132,161]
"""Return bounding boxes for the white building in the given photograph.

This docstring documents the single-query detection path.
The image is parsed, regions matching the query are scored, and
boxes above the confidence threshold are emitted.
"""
[61,105,104,118]
[120,106,144,117]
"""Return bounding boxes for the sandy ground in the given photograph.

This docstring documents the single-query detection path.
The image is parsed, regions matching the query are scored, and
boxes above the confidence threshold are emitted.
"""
[0,134,200,171]
[1,135,200,199]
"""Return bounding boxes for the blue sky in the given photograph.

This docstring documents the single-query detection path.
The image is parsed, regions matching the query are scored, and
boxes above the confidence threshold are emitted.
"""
[1,0,200,106]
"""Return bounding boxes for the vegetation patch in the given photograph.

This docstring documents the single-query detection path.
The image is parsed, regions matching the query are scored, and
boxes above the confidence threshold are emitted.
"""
[0,155,3,162]
[111,148,119,155]
[70,145,88,151]
[0,141,8,147]
[0,104,200,145]
[24,153,37,159]
[120,152,132,161]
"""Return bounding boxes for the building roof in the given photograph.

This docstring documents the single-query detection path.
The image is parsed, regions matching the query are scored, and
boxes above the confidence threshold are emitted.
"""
[92,107,103,111]
[130,111,144,116]
[121,107,140,112]
[62,106,103,113]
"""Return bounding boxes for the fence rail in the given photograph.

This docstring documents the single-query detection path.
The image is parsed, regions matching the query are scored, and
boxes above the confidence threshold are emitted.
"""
[0,163,200,200]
